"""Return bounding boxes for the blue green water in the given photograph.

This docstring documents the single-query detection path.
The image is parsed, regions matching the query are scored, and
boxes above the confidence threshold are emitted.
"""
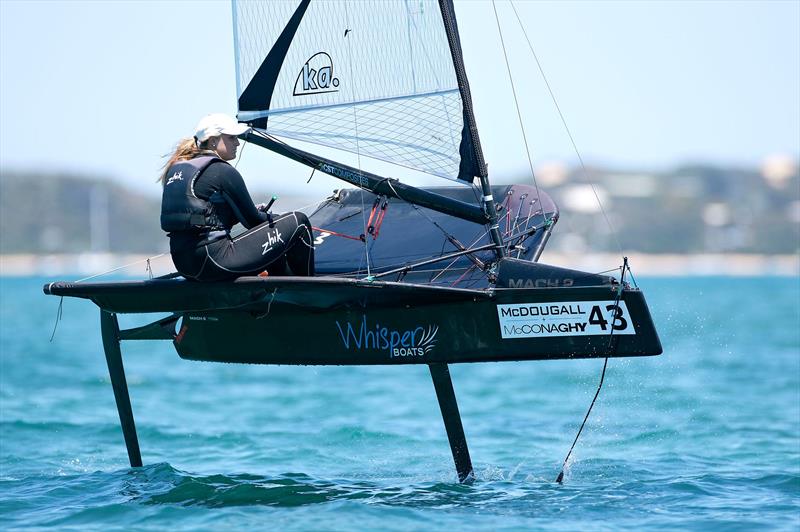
[1,276,798,530]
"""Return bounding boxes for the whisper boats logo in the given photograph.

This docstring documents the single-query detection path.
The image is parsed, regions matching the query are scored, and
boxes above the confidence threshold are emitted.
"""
[335,315,438,358]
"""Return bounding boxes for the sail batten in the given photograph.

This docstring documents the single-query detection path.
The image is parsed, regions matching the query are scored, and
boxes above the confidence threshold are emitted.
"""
[232,0,484,182]
[238,88,460,122]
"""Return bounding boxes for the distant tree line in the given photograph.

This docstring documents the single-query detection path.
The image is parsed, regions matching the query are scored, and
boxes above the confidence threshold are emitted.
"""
[1,164,797,255]
[1,172,165,254]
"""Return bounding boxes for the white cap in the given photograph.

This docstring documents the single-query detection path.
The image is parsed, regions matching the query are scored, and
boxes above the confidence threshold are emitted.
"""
[193,113,251,143]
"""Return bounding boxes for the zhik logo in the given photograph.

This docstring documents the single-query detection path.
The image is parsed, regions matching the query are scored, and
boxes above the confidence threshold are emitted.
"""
[166,171,183,185]
[293,52,339,96]
[261,228,284,255]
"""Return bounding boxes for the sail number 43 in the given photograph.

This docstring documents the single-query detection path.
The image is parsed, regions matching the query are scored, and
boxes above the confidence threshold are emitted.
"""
[589,304,628,331]
[496,300,637,339]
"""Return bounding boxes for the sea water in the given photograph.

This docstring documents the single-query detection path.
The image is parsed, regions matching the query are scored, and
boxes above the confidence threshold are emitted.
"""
[1,276,798,530]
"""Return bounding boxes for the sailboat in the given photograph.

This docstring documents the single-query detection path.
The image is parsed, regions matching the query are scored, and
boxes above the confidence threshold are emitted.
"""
[44,0,661,482]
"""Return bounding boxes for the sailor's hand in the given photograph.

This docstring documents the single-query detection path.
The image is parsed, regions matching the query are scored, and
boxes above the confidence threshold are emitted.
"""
[256,203,269,213]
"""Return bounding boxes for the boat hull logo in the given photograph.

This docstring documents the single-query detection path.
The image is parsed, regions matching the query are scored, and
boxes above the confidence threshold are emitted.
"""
[335,315,438,358]
[294,52,340,96]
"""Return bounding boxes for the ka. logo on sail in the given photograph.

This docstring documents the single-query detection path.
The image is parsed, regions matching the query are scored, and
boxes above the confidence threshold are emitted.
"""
[293,52,340,96]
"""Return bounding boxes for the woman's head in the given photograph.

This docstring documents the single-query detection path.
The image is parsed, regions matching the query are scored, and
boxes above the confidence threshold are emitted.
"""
[159,114,251,184]
[193,113,251,161]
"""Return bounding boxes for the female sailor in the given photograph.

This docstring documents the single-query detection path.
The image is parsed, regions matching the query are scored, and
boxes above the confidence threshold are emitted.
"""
[160,113,314,281]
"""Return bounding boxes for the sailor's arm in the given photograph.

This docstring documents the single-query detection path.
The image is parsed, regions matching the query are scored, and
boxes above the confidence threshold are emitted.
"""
[213,163,269,229]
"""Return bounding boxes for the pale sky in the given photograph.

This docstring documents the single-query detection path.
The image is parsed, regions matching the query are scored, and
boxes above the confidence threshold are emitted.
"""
[1,0,798,198]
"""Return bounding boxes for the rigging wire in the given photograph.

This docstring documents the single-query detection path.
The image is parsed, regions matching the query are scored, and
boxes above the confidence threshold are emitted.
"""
[384,179,493,282]
[490,1,547,228]
[408,200,492,282]
[508,0,623,257]
[342,1,372,279]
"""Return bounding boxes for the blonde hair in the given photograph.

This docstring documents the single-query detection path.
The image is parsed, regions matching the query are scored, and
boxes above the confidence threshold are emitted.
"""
[158,136,217,185]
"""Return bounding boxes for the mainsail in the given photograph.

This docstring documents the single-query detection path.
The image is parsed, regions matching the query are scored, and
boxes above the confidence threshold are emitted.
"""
[232,0,486,182]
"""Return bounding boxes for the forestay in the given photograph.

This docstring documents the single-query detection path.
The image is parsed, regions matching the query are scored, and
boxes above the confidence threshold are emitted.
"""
[233,0,485,182]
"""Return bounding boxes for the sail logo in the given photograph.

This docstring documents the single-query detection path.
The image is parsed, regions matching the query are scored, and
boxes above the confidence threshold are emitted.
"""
[335,315,438,358]
[293,52,340,96]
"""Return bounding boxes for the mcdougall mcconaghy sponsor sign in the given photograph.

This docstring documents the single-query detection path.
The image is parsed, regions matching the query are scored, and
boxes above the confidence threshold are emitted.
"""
[497,301,636,339]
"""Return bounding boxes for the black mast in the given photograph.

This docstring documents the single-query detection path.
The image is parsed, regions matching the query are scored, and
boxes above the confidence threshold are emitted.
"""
[438,0,505,258]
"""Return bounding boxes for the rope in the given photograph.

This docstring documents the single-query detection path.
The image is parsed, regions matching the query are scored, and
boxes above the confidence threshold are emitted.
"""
[49,297,63,342]
[255,289,278,320]
[416,206,494,283]
[364,195,390,240]
[555,257,629,483]
[509,192,528,237]
[503,190,513,236]
[312,226,363,242]
[46,250,173,340]
[74,253,169,283]
[518,199,540,257]
[625,261,639,288]
[372,197,390,238]
[450,264,478,287]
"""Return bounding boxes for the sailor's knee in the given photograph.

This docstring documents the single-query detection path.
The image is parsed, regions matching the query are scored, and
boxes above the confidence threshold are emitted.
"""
[294,211,311,227]
[293,212,313,236]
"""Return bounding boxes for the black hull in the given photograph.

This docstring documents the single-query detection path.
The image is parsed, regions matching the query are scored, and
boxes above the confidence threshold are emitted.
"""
[175,285,661,365]
[45,275,661,364]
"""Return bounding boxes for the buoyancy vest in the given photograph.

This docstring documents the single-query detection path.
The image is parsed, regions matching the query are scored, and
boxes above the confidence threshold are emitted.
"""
[160,156,226,233]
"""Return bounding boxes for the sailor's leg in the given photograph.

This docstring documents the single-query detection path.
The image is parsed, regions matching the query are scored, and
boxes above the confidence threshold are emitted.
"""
[100,310,143,467]
[203,212,315,279]
[283,212,315,276]
[265,255,291,276]
[429,363,473,483]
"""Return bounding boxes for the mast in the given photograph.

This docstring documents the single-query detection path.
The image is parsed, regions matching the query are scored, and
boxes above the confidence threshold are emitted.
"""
[438,0,506,258]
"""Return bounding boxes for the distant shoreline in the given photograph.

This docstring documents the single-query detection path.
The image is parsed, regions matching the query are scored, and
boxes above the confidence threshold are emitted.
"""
[1,252,797,278]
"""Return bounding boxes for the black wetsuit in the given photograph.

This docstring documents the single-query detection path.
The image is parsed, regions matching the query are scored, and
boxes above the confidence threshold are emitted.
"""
[166,159,314,281]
